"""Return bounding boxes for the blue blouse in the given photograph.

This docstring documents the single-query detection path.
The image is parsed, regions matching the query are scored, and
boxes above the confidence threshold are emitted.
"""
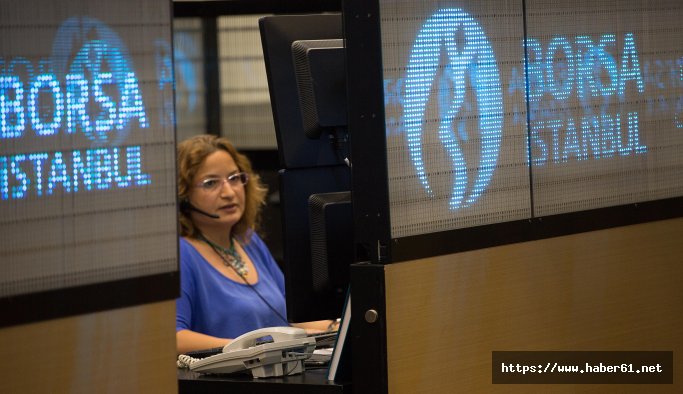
[175,234,288,339]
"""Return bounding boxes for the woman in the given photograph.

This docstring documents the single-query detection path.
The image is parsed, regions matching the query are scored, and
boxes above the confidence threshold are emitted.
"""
[175,135,336,354]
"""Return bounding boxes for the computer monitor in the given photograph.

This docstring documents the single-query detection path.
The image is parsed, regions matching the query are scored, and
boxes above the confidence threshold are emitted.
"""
[259,13,345,169]
[291,38,347,140]
[278,167,351,322]
[259,14,352,322]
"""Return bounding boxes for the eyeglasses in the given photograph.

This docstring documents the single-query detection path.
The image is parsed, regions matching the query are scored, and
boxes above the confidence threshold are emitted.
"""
[195,172,249,192]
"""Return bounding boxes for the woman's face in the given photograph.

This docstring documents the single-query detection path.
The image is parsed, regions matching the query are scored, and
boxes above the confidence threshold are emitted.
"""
[187,150,246,233]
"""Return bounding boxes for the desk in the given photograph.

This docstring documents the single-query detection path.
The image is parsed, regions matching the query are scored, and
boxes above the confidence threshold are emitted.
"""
[178,368,350,394]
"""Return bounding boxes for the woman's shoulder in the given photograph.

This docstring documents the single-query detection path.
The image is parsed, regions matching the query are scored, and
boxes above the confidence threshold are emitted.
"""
[180,236,206,249]
[179,236,193,253]
[178,237,204,266]
[244,231,266,249]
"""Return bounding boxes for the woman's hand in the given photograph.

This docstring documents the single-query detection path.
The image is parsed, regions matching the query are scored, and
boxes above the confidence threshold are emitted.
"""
[291,319,340,333]
[326,318,341,332]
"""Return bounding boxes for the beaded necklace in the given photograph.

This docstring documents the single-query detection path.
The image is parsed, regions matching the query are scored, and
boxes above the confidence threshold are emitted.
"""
[199,234,249,278]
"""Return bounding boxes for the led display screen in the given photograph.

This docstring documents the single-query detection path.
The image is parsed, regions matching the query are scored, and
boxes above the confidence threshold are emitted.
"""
[0,1,177,299]
[379,0,683,238]
[380,0,531,238]
[525,1,683,215]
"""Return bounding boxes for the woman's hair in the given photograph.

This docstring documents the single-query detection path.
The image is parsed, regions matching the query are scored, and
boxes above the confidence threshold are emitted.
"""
[177,134,267,241]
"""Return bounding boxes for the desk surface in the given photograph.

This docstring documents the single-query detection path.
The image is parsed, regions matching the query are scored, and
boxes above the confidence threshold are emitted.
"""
[178,367,350,394]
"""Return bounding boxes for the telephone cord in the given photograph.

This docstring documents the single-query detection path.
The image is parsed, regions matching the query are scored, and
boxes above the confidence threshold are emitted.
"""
[203,237,290,326]
[177,354,199,369]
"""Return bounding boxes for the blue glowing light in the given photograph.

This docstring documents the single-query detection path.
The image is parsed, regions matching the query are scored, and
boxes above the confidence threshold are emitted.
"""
[618,33,644,97]
[522,32,648,166]
[525,33,644,105]
[0,16,154,202]
[65,74,90,135]
[27,74,64,136]
[69,39,149,143]
[1,42,148,144]
[403,8,503,210]
[0,75,26,138]
[392,12,676,209]
[0,146,151,200]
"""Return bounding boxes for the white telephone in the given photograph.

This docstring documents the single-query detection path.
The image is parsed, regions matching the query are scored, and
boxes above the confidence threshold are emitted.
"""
[180,326,316,378]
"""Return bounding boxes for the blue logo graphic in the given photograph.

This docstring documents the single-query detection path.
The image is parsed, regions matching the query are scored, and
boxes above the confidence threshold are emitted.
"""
[521,33,648,165]
[52,16,148,145]
[0,17,152,201]
[403,8,503,210]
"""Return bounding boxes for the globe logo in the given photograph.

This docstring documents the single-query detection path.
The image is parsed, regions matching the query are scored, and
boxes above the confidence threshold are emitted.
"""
[403,8,503,209]
[51,16,148,146]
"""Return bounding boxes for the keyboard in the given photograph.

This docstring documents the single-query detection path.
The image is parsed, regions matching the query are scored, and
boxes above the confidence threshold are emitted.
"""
[308,332,338,348]
[181,346,223,359]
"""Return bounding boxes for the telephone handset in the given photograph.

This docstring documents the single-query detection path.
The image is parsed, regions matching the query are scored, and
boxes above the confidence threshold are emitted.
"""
[179,326,316,378]
[223,326,306,352]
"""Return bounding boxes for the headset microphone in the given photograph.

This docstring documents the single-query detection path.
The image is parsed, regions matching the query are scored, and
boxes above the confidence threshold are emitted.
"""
[180,200,220,219]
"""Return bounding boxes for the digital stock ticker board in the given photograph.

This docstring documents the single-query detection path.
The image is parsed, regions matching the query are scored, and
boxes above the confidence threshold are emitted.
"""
[378,0,683,239]
[0,0,177,313]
